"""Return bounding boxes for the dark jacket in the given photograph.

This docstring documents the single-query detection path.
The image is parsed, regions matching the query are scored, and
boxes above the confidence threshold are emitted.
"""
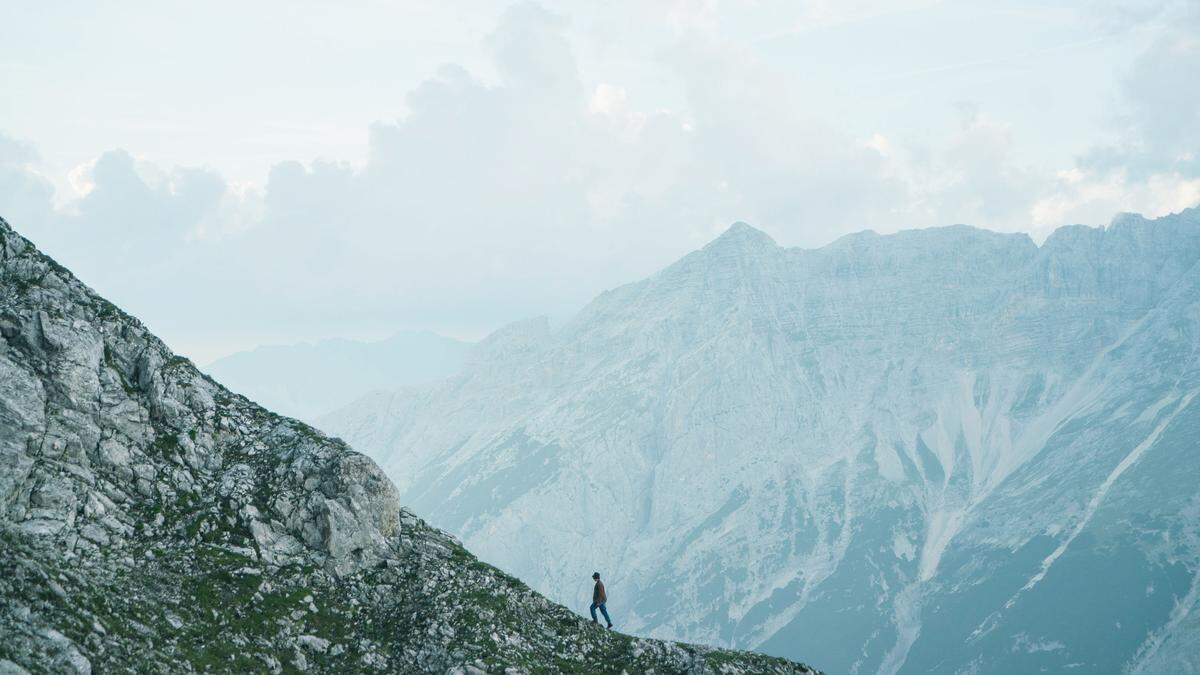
[593,580,607,604]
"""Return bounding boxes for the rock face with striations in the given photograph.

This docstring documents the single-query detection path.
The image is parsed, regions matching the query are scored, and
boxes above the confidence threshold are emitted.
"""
[0,215,819,674]
[323,209,1200,673]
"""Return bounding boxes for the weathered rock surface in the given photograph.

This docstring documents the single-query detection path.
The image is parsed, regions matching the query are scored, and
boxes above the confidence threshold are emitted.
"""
[0,215,819,674]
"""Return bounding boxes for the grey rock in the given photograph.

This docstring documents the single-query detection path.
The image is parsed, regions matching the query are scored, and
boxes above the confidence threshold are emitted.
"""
[0,659,30,675]
[297,634,331,653]
[0,215,817,673]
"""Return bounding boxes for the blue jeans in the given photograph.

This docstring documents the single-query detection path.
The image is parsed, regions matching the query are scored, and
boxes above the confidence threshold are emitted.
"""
[590,602,611,624]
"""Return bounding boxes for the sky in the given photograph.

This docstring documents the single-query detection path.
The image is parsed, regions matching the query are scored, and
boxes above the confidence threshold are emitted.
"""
[1,0,1198,363]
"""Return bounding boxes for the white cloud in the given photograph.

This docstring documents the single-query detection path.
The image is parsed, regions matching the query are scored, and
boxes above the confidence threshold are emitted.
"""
[1032,170,1200,237]
[1034,1,1200,234]
[66,159,97,199]
[1083,10,1200,177]
[0,132,55,231]
[1,1,1198,362]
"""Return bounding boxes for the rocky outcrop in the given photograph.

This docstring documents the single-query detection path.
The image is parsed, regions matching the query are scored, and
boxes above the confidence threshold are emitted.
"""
[0,215,819,674]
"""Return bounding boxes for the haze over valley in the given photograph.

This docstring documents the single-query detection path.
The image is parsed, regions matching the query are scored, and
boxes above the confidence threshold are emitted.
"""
[2,1,1199,672]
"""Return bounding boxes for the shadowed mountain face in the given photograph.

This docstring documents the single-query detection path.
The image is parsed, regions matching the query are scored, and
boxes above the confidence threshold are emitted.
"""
[205,332,472,424]
[0,216,819,674]
[322,209,1200,673]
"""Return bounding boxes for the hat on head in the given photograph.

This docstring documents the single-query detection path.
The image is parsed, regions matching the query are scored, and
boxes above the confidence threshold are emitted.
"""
[592,572,600,579]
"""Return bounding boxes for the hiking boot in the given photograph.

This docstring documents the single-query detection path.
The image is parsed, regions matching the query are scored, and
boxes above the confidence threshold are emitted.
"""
[606,623,613,629]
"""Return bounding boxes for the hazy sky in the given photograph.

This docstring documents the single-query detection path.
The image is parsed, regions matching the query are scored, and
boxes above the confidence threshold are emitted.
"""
[2,0,1198,362]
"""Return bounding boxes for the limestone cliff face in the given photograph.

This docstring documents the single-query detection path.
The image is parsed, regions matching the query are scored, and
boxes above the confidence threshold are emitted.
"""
[323,208,1200,674]
[0,216,818,675]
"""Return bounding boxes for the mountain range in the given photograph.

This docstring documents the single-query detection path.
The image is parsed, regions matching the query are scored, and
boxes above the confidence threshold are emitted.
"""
[322,208,1200,673]
[0,215,818,673]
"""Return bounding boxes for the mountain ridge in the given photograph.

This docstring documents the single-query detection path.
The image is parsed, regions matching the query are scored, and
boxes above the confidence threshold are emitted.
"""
[322,206,1200,673]
[0,215,819,674]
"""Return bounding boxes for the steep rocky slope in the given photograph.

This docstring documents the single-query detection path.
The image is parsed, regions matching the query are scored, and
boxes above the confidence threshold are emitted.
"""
[0,215,819,674]
[323,209,1200,673]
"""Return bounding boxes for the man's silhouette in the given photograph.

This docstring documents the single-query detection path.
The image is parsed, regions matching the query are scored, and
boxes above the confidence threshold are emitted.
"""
[590,572,613,628]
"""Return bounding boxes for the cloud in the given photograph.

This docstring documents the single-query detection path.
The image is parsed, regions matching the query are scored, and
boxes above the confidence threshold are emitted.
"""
[78,150,226,238]
[33,150,230,287]
[651,34,905,240]
[1035,1,1200,231]
[487,1,581,98]
[0,132,55,231]
[1083,6,1200,177]
[1031,168,1200,232]
[1,1,1198,361]
[1079,0,1193,31]
[925,108,1043,229]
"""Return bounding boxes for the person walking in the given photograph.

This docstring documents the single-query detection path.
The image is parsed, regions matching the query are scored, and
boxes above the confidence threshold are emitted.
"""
[590,572,613,628]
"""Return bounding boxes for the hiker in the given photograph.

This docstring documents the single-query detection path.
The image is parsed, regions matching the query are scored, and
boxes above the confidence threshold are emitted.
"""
[590,572,613,628]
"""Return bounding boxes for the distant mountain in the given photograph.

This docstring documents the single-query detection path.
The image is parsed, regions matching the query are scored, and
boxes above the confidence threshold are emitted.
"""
[321,208,1200,673]
[205,331,471,422]
[0,215,820,674]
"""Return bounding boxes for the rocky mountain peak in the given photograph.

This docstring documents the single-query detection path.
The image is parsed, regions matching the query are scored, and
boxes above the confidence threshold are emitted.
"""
[705,221,779,255]
[0,215,819,674]
[321,208,1200,674]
